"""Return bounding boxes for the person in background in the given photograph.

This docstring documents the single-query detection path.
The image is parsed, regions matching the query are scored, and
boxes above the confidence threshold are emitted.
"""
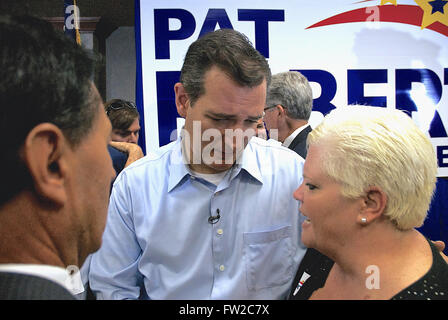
[88,28,306,300]
[0,15,115,299]
[263,71,313,159]
[105,99,144,175]
[106,99,141,144]
[289,105,448,300]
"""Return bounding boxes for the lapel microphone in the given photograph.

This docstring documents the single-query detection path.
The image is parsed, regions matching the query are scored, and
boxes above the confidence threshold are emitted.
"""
[208,208,220,224]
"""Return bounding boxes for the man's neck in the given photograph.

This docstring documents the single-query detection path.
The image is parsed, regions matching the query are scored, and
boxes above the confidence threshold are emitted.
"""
[0,193,73,268]
[279,119,308,143]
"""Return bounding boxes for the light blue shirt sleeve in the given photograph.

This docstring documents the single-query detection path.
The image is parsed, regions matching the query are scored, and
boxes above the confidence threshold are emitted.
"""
[89,138,306,300]
[90,169,144,300]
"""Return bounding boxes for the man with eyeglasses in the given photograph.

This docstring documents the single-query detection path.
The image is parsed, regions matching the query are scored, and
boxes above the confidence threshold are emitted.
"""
[263,71,313,159]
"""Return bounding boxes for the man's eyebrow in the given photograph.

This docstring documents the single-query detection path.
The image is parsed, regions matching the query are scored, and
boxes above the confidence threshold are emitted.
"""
[116,129,132,135]
[247,114,263,121]
[207,112,263,121]
[206,112,236,119]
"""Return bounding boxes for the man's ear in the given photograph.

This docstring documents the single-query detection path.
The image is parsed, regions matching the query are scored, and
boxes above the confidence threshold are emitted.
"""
[277,105,289,120]
[358,186,388,224]
[174,82,190,118]
[22,123,69,207]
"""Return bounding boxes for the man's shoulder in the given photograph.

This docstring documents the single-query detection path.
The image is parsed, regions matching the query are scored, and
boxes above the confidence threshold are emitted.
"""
[115,140,179,182]
[0,272,75,300]
[125,141,177,168]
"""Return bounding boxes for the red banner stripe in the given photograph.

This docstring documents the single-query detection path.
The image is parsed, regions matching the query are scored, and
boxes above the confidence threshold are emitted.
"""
[306,5,448,37]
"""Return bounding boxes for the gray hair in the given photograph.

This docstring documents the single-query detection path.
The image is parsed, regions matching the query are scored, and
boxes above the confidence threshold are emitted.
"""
[266,71,313,120]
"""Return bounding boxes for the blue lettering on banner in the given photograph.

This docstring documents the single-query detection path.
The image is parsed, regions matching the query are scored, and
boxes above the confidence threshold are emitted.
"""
[296,68,447,139]
[153,66,448,148]
[437,145,448,168]
[156,71,181,146]
[396,69,445,137]
[154,9,196,59]
[396,69,442,111]
[237,9,285,58]
[295,69,337,115]
[154,9,285,59]
[198,9,234,38]
[348,69,387,107]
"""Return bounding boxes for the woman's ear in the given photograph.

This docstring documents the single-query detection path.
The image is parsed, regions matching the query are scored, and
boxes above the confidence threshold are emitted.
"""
[22,123,69,207]
[358,186,388,225]
[174,82,190,118]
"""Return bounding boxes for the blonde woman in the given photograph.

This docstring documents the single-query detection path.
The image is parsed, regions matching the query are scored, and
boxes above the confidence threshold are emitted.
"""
[289,106,448,300]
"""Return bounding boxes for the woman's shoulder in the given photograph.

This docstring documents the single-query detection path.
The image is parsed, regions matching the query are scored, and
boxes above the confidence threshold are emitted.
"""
[392,239,448,300]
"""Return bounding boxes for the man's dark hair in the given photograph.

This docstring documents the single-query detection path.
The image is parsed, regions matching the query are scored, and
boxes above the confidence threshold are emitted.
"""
[0,15,97,206]
[180,28,271,106]
[105,99,140,132]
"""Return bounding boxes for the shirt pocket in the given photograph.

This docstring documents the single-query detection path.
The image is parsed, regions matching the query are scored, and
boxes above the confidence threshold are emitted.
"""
[243,225,293,291]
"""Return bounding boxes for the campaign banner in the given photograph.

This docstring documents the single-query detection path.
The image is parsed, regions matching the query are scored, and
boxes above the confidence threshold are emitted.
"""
[136,0,448,177]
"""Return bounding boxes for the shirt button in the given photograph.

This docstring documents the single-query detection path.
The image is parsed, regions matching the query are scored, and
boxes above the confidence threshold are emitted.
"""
[217,229,223,235]
[219,265,225,272]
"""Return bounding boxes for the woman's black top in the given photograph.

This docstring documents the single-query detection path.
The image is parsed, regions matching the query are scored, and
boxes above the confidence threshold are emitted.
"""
[289,239,448,300]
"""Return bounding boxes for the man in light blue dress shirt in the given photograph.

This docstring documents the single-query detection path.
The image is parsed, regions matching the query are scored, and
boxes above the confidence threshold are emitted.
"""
[88,29,306,299]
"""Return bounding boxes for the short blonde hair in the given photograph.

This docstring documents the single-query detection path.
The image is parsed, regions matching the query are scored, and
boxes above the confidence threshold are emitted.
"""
[308,106,437,230]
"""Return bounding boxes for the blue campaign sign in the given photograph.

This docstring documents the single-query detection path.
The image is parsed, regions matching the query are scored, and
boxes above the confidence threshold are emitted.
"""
[135,0,448,177]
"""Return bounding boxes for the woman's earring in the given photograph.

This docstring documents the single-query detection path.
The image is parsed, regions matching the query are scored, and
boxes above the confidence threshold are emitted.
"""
[361,217,367,224]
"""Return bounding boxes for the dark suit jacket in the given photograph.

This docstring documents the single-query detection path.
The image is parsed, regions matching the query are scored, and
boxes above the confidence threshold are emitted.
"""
[287,125,312,159]
[108,145,128,176]
[0,272,75,300]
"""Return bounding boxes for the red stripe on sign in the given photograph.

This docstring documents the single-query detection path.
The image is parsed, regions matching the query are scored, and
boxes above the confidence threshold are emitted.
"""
[306,5,448,37]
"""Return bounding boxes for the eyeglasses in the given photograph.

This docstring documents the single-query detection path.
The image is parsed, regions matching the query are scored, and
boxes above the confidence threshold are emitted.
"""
[263,105,278,112]
[106,101,137,116]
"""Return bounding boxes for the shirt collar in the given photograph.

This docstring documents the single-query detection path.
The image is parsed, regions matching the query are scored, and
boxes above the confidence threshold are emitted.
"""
[282,124,310,148]
[167,138,191,192]
[0,264,82,295]
[167,137,264,192]
[237,137,264,184]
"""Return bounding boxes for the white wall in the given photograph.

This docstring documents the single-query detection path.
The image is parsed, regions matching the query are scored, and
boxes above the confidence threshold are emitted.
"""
[106,26,136,103]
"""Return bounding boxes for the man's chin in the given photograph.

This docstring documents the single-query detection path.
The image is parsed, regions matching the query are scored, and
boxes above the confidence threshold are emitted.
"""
[206,161,234,173]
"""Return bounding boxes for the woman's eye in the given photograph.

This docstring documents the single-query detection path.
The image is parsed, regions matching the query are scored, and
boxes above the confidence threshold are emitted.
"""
[306,183,317,190]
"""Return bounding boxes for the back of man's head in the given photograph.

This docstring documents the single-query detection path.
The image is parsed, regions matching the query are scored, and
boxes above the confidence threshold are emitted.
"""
[180,28,271,106]
[0,15,96,206]
[266,71,313,121]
